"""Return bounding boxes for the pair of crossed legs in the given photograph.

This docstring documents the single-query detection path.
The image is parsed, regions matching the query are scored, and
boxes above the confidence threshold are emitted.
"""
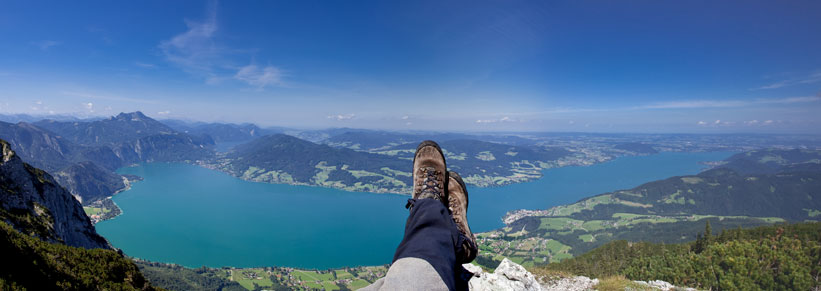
[363,141,478,291]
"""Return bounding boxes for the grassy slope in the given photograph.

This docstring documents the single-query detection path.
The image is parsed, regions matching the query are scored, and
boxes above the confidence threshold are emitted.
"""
[0,221,159,290]
[537,222,821,290]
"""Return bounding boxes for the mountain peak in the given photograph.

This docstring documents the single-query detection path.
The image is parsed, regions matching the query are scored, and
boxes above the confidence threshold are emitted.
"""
[114,111,148,121]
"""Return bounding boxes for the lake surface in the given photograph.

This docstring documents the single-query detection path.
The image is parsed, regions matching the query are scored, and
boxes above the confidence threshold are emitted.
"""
[97,151,733,269]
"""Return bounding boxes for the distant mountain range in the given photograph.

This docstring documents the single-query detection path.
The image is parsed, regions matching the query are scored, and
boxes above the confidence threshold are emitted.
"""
[2,110,820,221]
[1,111,820,289]
[162,119,285,143]
[475,148,821,269]
[0,112,213,207]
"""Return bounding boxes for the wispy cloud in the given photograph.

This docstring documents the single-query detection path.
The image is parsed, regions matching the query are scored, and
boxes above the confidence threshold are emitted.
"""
[157,110,171,115]
[327,113,356,121]
[158,1,220,77]
[698,119,780,127]
[62,91,160,104]
[33,40,60,51]
[476,116,519,123]
[234,65,284,88]
[158,1,286,89]
[637,96,820,110]
[754,71,821,90]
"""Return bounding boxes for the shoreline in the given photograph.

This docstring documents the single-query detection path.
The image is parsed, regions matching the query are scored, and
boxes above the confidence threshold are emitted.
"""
[86,175,141,224]
[97,150,738,273]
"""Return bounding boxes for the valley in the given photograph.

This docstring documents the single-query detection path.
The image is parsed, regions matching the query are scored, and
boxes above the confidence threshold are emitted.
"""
[1,112,820,290]
[473,149,821,270]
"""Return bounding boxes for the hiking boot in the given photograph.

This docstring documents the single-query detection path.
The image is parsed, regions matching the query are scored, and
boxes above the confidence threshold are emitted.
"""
[411,140,447,206]
[447,171,478,264]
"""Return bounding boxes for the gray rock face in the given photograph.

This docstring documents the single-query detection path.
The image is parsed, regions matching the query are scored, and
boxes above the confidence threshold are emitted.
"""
[0,139,110,249]
[465,258,543,291]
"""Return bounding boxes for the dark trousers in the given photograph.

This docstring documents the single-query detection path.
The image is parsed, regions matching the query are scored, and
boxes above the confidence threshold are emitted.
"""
[392,198,472,291]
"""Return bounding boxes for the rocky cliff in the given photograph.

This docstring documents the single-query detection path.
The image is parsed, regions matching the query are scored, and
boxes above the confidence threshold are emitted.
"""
[0,139,109,249]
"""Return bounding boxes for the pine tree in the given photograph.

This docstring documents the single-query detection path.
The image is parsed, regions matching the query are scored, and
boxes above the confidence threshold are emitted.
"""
[704,220,712,244]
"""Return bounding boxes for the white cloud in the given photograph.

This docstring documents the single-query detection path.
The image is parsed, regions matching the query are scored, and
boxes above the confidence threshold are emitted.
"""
[85,102,94,112]
[159,2,287,88]
[755,72,821,90]
[234,65,284,88]
[695,119,748,127]
[327,113,356,121]
[401,115,409,120]
[476,116,519,124]
[159,1,220,77]
[157,110,171,115]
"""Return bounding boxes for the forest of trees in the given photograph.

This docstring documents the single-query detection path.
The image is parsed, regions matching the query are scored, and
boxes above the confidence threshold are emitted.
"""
[0,221,158,290]
[544,222,821,290]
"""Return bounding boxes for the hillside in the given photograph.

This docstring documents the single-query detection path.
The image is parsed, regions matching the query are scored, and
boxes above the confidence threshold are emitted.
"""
[0,139,109,249]
[164,120,271,143]
[541,222,821,290]
[0,220,158,290]
[473,149,821,269]
[0,121,127,204]
[374,139,573,187]
[1,112,216,217]
[0,140,162,289]
[34,112,176,146]
[216,134,411,193]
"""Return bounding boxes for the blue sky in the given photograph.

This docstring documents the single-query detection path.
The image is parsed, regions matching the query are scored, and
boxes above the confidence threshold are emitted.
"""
[1,1,820,133]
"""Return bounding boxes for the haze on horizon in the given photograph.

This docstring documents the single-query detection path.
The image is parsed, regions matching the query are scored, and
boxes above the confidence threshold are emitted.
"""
[1,1,820,134]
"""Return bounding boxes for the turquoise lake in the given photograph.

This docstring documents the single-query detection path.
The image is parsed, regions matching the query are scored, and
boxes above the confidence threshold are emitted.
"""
[96,151,734,269]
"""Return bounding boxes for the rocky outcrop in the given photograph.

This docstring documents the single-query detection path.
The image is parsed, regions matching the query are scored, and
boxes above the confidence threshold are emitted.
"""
[464,258,692,291]
[464,259,544,291]
[0,139,109,249]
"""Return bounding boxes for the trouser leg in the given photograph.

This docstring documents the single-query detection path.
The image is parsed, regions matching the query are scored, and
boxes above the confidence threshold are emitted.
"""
[362,198,472,291]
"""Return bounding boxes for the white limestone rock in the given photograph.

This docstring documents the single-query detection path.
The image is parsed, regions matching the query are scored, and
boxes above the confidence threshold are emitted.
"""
[465,258,543,291]
[465,258,694,291]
